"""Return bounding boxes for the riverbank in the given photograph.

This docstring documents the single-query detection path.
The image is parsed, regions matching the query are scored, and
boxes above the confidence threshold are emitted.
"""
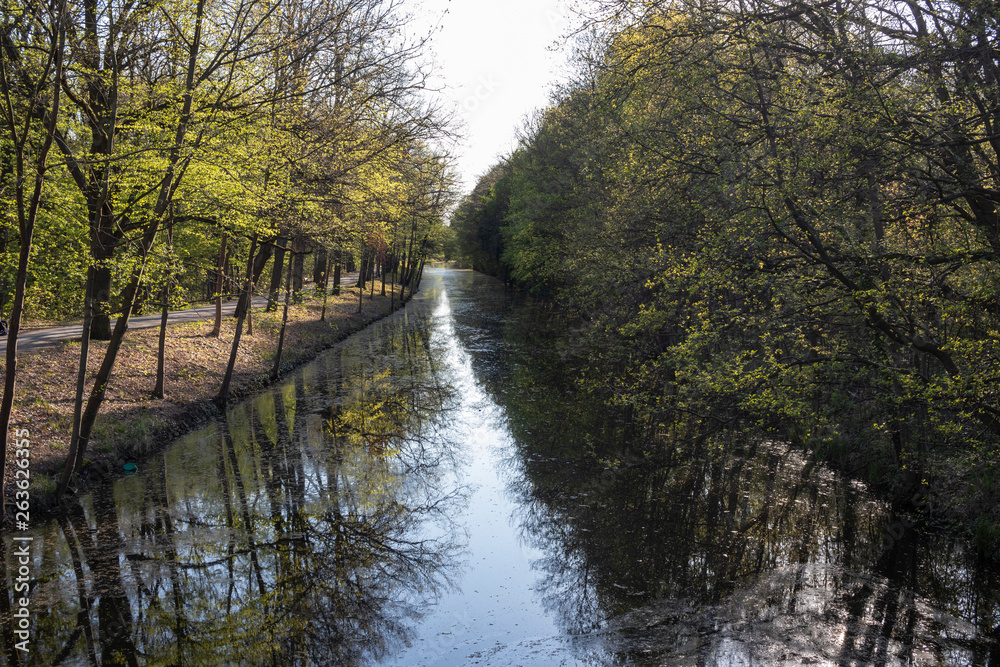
[1,285,403,514]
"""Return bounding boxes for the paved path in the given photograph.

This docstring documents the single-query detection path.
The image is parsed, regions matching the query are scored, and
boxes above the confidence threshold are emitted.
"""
[0,273,364,354]
[0,296,268,354]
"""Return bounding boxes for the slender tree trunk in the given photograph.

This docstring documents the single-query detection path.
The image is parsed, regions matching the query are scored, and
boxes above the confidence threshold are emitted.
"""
[380,255,386,296]
[210,231,228,337]
[217,235,258,407]
[0,238,34,511]
[70,240,156,476]
[246,285,253,336]
[56,274,95,498]
[62,0,209,484]
[0,4,67,514]
[402,217,417,292]
[153,223,173,399]
[235,242,271,319]
[320,255,332,321]
[271,251,295,381]
[291,238,305,303]
[57,269,94,496]
[414,257,426,293]
[333,252,341,295]
[398,220,418,304]
[266,237,287,311]
[89,262,113,341]
[408,234,431,299]
[357,271,364,313]
[357,250,367,290]
[153,284,169,398]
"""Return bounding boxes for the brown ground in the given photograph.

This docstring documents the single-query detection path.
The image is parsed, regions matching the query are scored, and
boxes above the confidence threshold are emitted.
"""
[1,285,401,513]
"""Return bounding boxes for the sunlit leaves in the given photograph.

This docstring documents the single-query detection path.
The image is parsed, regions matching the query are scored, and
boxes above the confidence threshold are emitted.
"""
[455,0,1000,528]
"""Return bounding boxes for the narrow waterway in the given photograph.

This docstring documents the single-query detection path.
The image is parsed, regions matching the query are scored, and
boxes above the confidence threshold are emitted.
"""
[5,269,999,665]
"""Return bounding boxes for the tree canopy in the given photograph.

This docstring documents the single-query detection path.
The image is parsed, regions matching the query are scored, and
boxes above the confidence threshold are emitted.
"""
[1,0,457,507]
[453,0,1000,552]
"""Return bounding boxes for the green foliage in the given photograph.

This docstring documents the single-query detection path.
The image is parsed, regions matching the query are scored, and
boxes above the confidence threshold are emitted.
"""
[454,0,1000,551]
[0,0,456,321]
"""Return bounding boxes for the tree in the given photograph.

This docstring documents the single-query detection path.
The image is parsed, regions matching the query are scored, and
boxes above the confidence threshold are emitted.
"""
[457,0,1000,531]
[0,0,67,518]
[59,0,243,493]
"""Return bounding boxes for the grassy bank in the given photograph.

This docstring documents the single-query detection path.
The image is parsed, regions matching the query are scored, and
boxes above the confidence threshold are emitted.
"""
[2,285,402,515]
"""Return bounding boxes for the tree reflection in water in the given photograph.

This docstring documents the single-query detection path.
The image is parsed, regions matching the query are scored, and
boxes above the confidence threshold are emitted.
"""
[16,316,463,666]
[7,269,1000,666]
[448,272,1000,666]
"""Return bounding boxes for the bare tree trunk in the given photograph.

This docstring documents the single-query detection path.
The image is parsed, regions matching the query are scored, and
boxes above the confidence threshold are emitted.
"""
[313,246,327,285]
[210,231,228,337]
[320,254,332,321]
[357,250,367,290]
[153,284,170,398]
[235,242,272,319]
[332,251,341,296]
[89,263,113,341]
[56,268,94,496]
[246,284,253,336]
[380,255,386,296]
[217,235,258,407]
[398,219,417,304]
[69,224,164,476]
[414,257,426,293]
[266,237,287,311]
[153,223,174,399]
[0,0,67,515]
[271,251,295,381]
[291,237,305,303]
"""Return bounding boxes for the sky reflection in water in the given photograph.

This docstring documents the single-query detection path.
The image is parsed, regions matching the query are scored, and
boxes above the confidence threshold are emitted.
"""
[5,269,999,666]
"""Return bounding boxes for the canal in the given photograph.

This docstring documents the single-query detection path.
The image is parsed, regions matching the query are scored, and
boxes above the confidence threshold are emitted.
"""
[6,269,999,665]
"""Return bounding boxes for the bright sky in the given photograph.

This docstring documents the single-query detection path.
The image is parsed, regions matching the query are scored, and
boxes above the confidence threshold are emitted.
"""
[411,0,577,195]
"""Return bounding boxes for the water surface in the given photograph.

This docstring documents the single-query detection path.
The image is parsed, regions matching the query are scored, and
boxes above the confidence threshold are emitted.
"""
[4,269,998,665]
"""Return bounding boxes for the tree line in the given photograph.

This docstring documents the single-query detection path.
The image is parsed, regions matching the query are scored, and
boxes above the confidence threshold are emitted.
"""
[453,0,1000,552]
[1,0,455,513]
